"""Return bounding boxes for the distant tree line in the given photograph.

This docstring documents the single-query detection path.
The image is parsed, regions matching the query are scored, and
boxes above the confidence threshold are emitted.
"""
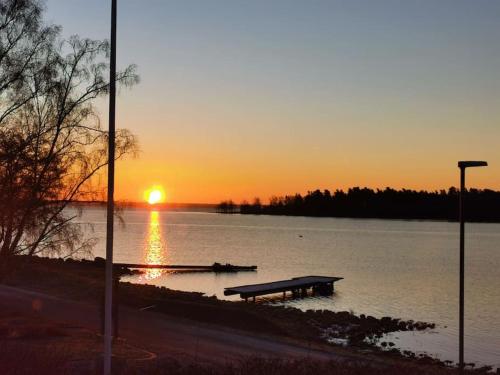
[218,188,500,222]
[216,200,237,214]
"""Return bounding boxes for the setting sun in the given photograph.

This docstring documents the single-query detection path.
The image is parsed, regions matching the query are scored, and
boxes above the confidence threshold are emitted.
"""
[144,186,165,205]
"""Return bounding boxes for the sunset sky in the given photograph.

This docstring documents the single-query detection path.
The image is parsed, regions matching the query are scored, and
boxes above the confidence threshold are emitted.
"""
[47,0,500,203]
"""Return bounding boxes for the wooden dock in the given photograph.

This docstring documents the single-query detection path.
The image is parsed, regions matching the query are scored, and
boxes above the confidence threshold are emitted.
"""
[224,275,343,301]
[114,262,257,272]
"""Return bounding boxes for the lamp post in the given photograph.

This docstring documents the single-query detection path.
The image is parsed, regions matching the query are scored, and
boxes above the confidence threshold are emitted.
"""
[104,0,117,374]
[457,160,487,374]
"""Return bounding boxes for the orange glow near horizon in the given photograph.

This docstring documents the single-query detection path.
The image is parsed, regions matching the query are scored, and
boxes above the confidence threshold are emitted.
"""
[113,145,498,205]
[113,157,498,205]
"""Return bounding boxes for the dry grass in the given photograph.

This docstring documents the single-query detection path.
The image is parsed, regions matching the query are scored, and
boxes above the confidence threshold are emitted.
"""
[120,357,499,375]
[0,308,157,375]
[0,351,488,375]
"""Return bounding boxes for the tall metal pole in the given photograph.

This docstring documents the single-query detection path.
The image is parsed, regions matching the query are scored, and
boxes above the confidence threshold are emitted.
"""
[456,160,486,374]
[104,0,117,374]
[459,166,465,375]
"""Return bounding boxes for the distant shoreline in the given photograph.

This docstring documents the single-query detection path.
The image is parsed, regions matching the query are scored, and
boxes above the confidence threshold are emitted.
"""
[66,201,500,223]
[69,200,217,212]
[233,212,500,223]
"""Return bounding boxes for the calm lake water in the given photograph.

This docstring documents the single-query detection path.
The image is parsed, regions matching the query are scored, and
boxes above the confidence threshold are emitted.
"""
[78,207,500,367]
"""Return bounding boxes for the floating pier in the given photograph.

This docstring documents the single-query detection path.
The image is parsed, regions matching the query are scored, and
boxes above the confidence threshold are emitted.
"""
[114,262,257,273]
[224,275,343,301]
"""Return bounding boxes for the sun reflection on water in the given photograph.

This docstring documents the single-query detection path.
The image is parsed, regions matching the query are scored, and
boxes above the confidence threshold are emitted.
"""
[143,210,167,280]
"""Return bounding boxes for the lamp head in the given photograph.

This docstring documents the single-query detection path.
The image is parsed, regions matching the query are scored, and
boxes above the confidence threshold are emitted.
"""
[458,161,488,169]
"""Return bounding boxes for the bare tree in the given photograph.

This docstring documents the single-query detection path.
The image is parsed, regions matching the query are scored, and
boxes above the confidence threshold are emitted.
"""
[0,0,60,124]
[0,0,139,277]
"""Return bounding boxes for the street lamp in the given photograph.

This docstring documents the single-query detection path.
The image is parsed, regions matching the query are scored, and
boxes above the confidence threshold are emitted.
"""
[457,160,487,374]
